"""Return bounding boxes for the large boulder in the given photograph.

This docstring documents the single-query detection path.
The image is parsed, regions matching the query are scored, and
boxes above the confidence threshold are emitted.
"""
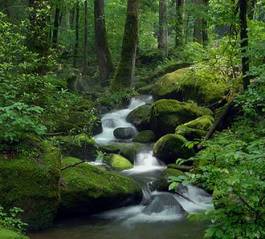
[60,157,142,215]
[152,67,228,105]
[0,141,61,230]
[55,134,97,161]
[113,127,136,140]
[151,99,212,136]
[133,130,156,143]
[104,154,133,171]
[126,104,152,130]
[153,134,195,164]
[175,115,214,140]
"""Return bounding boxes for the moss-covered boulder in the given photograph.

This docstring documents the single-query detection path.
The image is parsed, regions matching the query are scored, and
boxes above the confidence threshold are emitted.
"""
[98,142,144,162]
[0,142,61,230]
[175,115,214,140]
[126,104,152,130]
[153,134,195,164]
[152,67,228,105]
[153,168,184,191]
[55,134,97,161]
[151,99,212,136]
[60,157,141,215]
[105,154,133,171]
[0,227,28,239]
[133,130,156,143]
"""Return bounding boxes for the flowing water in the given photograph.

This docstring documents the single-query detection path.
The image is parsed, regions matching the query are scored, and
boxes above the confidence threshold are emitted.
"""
[30,96,212,239]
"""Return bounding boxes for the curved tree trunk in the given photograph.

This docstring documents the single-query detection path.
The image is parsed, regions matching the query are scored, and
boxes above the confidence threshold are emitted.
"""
[158,0,168,57]
[111,0,139,90]
[94,0,114,86]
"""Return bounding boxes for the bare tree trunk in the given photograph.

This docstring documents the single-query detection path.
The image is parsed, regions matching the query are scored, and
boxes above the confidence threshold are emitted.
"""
[94,0,114,86]
[52,7,60,47]
[73,1,79,68]
[83,0,89,74]
[239,0,250,89]
[111,0,139,90]
[175,0,184,48]
[158,0,168,57]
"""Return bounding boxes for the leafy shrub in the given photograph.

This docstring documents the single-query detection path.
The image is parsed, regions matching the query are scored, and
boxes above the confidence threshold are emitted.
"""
[0,206,27,233]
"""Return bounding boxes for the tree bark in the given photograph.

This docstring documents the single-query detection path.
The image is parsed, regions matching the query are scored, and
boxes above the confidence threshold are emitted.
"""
[94,0,114,86]
[239,0,250,89]
[158,0,168,57]
[52,7,60,47]
[73,1,79,68]
[83,0,89,74]
[111,0,139,90]
[175,0,184,48]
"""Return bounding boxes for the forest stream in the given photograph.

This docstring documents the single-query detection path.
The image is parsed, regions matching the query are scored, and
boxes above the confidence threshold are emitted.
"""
[30,95,212,239]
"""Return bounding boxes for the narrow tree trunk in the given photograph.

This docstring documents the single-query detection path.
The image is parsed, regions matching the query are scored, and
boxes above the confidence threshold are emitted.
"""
[73,1,79,68]
[201,0,209,46]
[175,0,184,48]
[83,0,88,74]
[239,0,250,90]
[52,7,60,47]
[111,0,139,90]
[193,0,203,44]
[158,0,168,57]
[94,0,114,86]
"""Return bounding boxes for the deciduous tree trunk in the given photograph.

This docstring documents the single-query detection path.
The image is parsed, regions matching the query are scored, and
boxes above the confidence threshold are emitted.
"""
[73,1,79,68]
[158,0,168,57]
[94,0,114,86]
[52,7,60,47]
[239,0,250,89]
[83,0,88,74]
[175,0,184,48]
[111,0,139,90]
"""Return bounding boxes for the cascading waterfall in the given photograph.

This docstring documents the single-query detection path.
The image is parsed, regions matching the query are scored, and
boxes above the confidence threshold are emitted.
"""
[94,95,212,224]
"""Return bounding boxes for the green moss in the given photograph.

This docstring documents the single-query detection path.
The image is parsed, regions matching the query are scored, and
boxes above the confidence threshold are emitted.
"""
[60,157,141,215]
[126,104,152,130]
[105,154,133,170]
[153,134,195,164]
[133,130,156,143]
[54,134,97,161]
[151,99,212,136]
[152,67,229,105]
[175,115,214,140]
[0,227,28,239]
[0,141,61,230]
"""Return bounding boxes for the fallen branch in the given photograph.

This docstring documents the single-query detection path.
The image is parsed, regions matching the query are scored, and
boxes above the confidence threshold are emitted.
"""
[61,161,86,171]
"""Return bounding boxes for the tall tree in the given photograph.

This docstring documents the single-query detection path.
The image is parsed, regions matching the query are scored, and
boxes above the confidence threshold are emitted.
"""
[94,0,114,86]
[111,0,139,90]
[52,7,60,47]
[83,0,88,74]
[73,1,79,68]
[158,0,168,57]
[239,0,250,89]
[175,0,184,47]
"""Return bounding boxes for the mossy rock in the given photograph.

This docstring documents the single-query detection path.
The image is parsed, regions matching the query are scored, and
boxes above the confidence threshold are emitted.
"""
[0,227,28,239]
[60,157,141,215]
[152,168,183,192]
[153,134,195,164]
[55,134,97,161]
[0,141,61,230]
[105,154,133,171]
[152,67,229,105]
[133,130,156,143]
[126,104,152,130]
[98,143,144,162]
[175,115,214,140]
[151,99,212,136]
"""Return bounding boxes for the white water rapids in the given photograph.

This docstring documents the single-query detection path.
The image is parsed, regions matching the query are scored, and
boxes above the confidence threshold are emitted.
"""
[93,95,212,223]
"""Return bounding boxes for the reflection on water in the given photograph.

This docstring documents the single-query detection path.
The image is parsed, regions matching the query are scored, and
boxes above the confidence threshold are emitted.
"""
[29,216,205,239]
